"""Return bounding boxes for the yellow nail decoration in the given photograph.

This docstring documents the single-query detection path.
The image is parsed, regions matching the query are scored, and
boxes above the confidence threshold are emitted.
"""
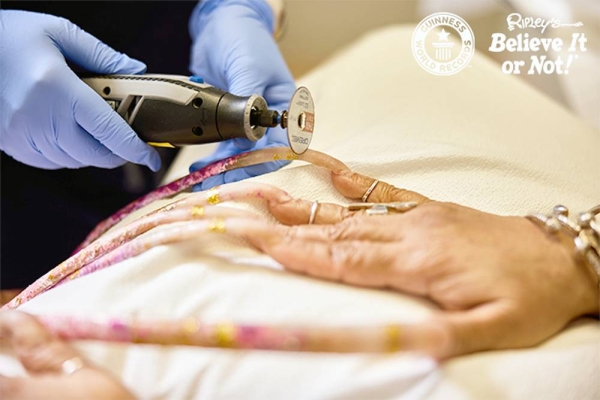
[208,218,226,233]
[214,323,236,347]
[285,152,299,161]
[190,206,205,217]
[206,187,220,205]
[385,325,401,352]
[273,154,281,161]
[69,270,81,280]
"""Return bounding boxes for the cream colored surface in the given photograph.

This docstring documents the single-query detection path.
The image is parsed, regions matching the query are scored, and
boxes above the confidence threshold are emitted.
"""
[265,0,284,33]
[278,1,599,129]
[1,26,599,399]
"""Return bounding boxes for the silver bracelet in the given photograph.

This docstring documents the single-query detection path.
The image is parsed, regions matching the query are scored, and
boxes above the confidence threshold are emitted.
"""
[526,204,600,287]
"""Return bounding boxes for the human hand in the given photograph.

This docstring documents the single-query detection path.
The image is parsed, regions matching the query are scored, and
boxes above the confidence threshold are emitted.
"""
[189,0,296,190]
[0,311,133,399]
[0,10,161,171]
[249,172,600,358]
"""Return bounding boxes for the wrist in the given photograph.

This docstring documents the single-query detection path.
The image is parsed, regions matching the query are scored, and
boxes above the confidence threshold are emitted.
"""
[189,0,276,39]
[557,231,600,318]
[581,265,600,317]
[527,205,600,318]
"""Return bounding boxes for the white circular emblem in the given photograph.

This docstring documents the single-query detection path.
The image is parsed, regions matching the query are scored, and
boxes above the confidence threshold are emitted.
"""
[411,12,475,76]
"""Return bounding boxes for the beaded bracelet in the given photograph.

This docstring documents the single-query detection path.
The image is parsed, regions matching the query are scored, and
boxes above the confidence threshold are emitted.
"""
[526,204,600,289]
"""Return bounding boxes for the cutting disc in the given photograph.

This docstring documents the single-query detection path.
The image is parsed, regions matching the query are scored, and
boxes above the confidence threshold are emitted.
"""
[286,86,315,154]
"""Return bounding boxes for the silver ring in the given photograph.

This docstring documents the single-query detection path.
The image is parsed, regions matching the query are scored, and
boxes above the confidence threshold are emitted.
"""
[347,201,418,212]
[366,204,389,216]
[362,179,379,203]
[61,356,86,376]
[308,201,319,224]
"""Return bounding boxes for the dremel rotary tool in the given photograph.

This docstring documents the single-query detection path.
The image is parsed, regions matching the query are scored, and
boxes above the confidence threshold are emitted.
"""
[83,74,315,154]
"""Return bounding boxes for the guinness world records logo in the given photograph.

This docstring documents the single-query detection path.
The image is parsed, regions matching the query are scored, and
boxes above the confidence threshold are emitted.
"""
[412,12,475,76]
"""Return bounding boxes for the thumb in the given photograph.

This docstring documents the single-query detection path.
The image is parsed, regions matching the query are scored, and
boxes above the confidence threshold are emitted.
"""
[52,18,146,74]
[228,72,268,98]
[222,77,268,151]
[410,302,521,359]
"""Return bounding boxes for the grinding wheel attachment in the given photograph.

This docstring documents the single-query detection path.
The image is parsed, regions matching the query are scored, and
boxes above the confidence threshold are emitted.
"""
[286,87,315,155]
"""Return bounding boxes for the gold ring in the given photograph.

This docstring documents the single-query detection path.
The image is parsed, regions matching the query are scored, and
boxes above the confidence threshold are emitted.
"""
[362,179,379,203]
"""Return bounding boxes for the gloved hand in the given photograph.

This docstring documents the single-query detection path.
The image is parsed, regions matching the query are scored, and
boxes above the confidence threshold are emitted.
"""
[189,0,296,190]
[0,10,161,171]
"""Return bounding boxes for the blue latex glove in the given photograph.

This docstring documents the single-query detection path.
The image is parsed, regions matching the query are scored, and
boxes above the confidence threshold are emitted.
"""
[189,0,296,190]
[0,10,161,171]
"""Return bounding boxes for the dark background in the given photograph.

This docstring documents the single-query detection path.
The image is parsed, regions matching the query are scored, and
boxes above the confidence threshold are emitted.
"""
[1,1,199,288]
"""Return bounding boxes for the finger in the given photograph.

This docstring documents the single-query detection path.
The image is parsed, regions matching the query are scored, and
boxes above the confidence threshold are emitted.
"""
[272,209,405,243]
[408,301,526,359]
[227,68,268,98]
[231,137,255,151]
[245,229,402,289]
[225,34,295,104]
[190,158,217,173]
[268,195,413,237]
[0,312,51,349]
[260,124,288,146]
[0,312,133,398]
[71,79,161,171]
[31,132,85,169]
[58,123,127,168]
[350,303,508,360]
[269,198,353,225]
[0,312,79,374]
[7,150,63,170]
[192,175,224,192]
[262,82,297,108]
[0,375,77,400]
[0,370,133,400]
[332,171,430,203]
[51,18,146,74]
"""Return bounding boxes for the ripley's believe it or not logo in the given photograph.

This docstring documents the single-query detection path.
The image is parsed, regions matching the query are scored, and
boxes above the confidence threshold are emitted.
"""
[412,12,475,76]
